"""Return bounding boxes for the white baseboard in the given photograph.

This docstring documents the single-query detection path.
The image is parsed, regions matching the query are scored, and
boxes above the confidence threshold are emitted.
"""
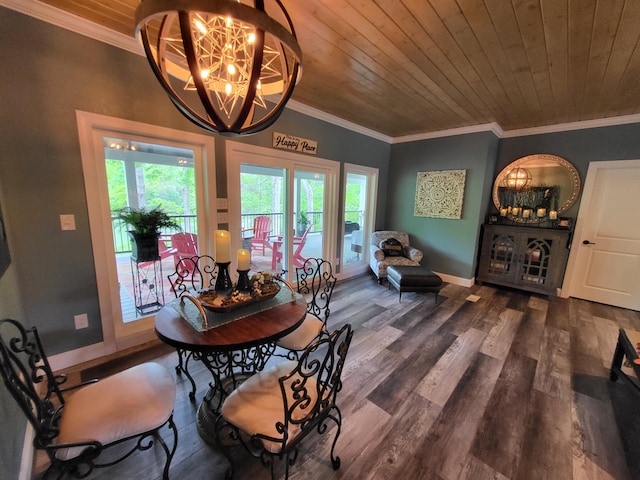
[48,341,110,371]
[434,271,475,288]
[19,422,34,480]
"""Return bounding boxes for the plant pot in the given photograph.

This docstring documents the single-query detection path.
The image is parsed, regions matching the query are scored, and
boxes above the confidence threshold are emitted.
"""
[296,223,308,236]
[129,231,160,262]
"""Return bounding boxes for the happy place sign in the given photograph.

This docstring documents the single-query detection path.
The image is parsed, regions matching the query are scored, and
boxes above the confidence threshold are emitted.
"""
[272,132,317,155]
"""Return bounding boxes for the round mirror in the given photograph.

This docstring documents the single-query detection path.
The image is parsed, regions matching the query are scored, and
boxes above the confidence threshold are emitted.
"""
[492,154,581,223]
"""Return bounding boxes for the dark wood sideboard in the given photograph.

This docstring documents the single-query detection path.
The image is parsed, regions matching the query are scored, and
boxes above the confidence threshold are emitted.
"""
[477,224,571,296]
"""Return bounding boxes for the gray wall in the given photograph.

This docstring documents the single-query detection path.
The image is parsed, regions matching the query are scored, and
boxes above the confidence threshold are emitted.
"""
[0,8,389,478]
[388,132,499,279]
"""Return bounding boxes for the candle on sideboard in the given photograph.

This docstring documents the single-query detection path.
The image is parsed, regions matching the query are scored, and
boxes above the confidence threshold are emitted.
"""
[537,207,546,217]
[522,208,532,218]
[500,207,508,217]
[549,210,558,220]
[214,230,231,263]
[511,206,521,216]
[237,249,250,271]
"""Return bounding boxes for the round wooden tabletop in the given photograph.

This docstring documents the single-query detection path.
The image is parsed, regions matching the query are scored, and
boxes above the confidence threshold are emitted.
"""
[155,296,307,353]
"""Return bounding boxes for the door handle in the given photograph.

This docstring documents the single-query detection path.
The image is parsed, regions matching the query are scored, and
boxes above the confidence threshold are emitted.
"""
[582,240,596,245]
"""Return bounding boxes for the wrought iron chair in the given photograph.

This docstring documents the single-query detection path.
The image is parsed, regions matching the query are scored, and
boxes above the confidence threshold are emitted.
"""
[214,323,353,480]
[0,318,178,480]
[167,254,217,400]
[276,257,337,359]
[242,216,272,255]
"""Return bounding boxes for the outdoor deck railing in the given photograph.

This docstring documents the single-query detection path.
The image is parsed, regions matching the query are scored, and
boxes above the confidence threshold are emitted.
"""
[113,210,363,254]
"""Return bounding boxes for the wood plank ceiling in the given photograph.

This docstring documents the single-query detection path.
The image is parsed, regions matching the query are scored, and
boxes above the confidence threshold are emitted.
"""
[33,0,640,137]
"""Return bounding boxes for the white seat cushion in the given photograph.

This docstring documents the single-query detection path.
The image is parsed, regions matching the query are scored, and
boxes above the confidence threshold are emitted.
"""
[56,362,176,460]
[277,315,324,351]
[221,361,317,453]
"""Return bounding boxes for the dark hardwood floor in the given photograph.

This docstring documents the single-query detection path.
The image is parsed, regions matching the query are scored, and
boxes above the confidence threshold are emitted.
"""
[33,274,640,480]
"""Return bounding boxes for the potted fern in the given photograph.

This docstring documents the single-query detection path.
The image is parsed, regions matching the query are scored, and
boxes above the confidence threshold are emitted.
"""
[115,206,181,261]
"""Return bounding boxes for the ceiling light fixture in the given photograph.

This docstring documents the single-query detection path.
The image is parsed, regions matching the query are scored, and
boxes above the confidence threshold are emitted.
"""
[504,166,532,190]
[135,0,302,136]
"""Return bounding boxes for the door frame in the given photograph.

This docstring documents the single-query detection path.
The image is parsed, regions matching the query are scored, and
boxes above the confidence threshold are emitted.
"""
[76,111,216,354]
[226,141,339,274]
[340,163,378,278]
[562,159,640,299]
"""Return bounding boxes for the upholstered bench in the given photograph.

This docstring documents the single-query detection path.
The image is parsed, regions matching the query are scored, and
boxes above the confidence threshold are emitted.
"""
[387,265,443,302]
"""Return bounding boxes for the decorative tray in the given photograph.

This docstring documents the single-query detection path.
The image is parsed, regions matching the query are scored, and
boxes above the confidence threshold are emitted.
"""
[196,284,281,313]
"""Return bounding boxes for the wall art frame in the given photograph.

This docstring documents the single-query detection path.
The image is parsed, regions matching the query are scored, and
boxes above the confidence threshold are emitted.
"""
[414,169,466,219]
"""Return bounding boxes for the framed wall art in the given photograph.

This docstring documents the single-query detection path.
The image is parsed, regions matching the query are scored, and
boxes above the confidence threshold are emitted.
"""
[414,169,466,219]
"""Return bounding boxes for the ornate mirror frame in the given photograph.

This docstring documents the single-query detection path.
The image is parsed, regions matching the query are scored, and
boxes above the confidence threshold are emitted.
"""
[492,154,581,224]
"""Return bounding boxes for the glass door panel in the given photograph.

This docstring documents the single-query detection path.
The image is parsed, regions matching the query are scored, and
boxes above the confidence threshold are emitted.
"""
[104,137,197,324]
[240,164,287,273]
[341,164,378,276]
[294,170,325,270]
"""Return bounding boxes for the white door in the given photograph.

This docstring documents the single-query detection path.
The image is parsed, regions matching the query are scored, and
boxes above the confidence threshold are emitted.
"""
[564,160,640,310]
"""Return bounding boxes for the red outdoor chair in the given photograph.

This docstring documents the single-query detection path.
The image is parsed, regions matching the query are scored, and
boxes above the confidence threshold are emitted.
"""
[271,225,311,270]
[171,233,198,267]
[242,216,273,255]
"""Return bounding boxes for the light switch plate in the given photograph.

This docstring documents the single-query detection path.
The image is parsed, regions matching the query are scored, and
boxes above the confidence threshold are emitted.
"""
[216,198,228,210]
[218,212,229,223]
[60,214,76,231]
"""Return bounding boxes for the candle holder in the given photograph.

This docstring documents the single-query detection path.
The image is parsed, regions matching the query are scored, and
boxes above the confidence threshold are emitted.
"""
[214,262,233,292]
[236,269,252,293]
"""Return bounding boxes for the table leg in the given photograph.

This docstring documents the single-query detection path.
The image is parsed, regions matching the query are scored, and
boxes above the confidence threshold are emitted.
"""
[196,342,276,443]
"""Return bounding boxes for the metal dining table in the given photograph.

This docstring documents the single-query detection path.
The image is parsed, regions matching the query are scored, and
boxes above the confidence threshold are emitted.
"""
[154,289,307,443]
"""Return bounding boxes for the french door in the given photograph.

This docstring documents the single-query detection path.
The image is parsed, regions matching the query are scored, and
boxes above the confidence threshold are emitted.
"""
[77,112,216,352]
[341,163,378,276]
[226,141,339,281]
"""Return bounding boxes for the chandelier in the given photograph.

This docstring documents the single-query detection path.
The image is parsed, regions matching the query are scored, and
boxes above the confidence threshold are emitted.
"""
[135,0,303,136]
[503,166,532,190]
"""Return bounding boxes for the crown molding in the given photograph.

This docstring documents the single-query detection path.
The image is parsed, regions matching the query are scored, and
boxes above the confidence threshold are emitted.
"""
[285,100,392,143]
[392,123,503,144]
[501,113,640,138]
[0,0,141,55]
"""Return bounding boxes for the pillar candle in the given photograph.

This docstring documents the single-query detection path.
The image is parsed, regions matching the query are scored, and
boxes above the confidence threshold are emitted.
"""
[537,208,546,217]
[214,230,231,263]
[522,208,532,218]
[237,249,250,270]
[500,207,508,217]
[511,207,521,216]
[549,210,558,220]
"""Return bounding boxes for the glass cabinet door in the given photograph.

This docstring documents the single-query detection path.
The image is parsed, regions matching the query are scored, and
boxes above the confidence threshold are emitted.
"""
[519,237,552,286]
[487,233,517,279]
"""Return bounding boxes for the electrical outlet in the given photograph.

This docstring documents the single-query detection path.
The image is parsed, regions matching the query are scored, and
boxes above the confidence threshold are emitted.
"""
[74,314,88,329]
[216,198,228,210]
[218,212,229,223]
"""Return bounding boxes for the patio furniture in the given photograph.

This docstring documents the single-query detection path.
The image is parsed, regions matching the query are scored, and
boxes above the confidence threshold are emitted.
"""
[242,216,273,255]
[214,323,353,480]
[387,265,443,302]
[171,232,198,266]
[271,225,311,270]
[0,318,178,480]
[369,230,423,283]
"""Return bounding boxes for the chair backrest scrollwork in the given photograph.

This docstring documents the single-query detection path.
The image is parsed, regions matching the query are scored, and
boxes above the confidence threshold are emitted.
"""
[0,319,65,451]
[167,254,217,297]
[295,257,337,326]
